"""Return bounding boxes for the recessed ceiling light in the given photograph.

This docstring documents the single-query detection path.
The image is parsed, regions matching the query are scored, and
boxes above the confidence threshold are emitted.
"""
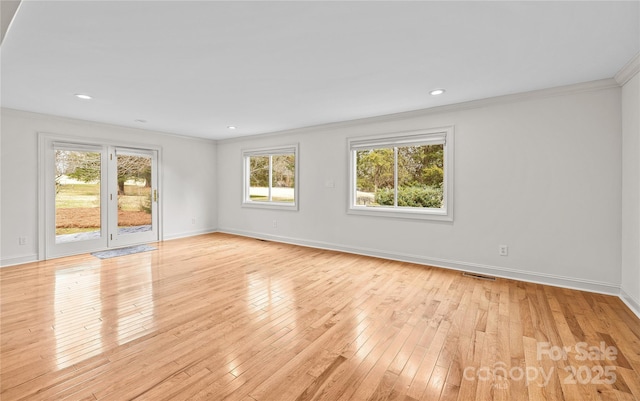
[74,93,92,100]
[227,126,237,130]
[135,119,147,123]
[429,89,446,96]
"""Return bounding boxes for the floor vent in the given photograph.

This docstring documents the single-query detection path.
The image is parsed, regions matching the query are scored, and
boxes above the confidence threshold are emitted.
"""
[462,272,497,281]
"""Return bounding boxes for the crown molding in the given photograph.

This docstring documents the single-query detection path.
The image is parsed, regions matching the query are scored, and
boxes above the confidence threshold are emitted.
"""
[0,107,217,145]
[218,78,620,145]
[615,53,640,86]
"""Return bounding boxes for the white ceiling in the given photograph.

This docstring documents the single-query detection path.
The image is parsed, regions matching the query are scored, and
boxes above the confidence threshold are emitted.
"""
[1,1,638,140]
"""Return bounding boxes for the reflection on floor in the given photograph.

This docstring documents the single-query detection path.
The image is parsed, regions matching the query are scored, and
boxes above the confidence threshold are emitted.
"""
[1,233,639,401]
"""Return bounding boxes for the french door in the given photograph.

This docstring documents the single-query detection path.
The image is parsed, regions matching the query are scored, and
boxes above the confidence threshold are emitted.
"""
[46,142,159,258]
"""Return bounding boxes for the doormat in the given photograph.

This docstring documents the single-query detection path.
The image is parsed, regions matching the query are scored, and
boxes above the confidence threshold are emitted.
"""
[91,244,157,259]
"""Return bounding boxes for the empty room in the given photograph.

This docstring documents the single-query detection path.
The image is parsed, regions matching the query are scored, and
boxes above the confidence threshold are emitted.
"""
[1,1,639,400]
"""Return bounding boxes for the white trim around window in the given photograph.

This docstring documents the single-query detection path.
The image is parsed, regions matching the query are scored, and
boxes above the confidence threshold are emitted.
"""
[242,144,299,211]
[347,126,454,221]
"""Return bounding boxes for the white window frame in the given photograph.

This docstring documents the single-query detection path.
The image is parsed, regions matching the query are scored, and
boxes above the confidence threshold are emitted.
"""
[348,126,454,221]
[242,144,299,210]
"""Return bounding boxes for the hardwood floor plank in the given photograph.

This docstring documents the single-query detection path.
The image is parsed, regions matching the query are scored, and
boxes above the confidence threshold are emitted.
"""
[1,233,639,401]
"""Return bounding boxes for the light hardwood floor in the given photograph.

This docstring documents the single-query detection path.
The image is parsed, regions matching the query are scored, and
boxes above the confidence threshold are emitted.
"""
[1,233,639,401]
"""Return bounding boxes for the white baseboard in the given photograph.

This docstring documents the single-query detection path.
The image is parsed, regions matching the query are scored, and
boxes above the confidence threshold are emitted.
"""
[2,229,634,320]
[0,229,217,267]
[217,228,621,296]
[1,254,38,268]
[620,288,640,319]
[163,228,217,241]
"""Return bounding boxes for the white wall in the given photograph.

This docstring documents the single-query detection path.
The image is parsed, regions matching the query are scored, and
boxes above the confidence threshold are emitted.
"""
[621,71,640,314]
[218,81,623,294]
[0,108,217,266]
[1,79,630,304]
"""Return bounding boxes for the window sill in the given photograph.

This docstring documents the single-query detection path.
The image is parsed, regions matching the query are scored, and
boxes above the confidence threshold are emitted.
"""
[242,201,299,211]
[347,206,452,221]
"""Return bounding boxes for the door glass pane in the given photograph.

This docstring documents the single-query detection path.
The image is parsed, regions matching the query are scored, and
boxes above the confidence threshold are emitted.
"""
[55,150,101,243]
[271,154,295,203]
[117,154,152,235]
[249,156,269,201]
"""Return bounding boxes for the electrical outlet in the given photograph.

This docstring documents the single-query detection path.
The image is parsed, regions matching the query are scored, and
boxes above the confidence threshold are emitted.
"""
[272,220,278,229]
[191,218,196,225]
[18,237,27,246]
[499,245,508,256]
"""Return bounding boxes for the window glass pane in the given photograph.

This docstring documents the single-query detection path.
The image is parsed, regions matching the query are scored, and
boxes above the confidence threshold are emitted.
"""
[55,150,101,243]
[349,129,452,220]
[271,154,295,203]
[249,156,270,202]
[397,145,444,208]
[244,146,298,208]
[355,148,394,207]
